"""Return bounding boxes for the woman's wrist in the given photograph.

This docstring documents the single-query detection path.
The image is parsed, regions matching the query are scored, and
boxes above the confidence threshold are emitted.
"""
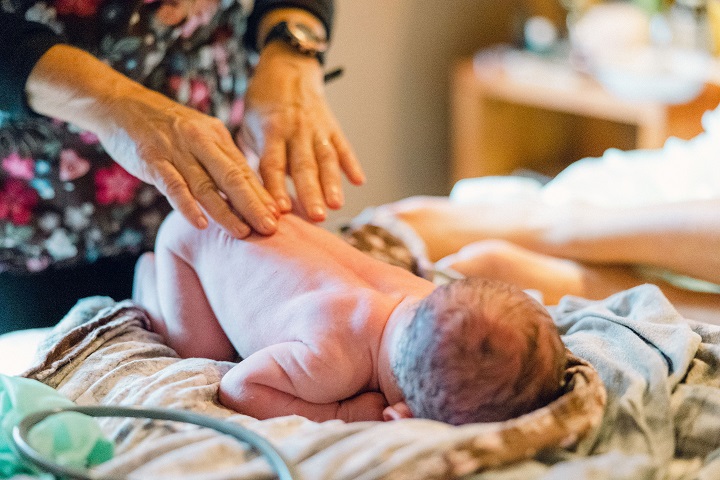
[26,45,130,132]
[254,41,325,88]
[25,44,173,139]
[257,40,324,68]
[256,8,327,52]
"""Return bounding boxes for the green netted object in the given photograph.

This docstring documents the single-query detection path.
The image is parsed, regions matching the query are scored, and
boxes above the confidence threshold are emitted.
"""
[0,374,113,478]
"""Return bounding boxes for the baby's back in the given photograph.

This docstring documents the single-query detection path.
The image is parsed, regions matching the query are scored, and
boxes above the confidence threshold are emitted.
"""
[156,212,426,358]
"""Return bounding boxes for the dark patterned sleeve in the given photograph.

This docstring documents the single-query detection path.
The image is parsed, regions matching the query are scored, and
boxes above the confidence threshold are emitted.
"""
[243,0,334,52]
[0,10,66,118]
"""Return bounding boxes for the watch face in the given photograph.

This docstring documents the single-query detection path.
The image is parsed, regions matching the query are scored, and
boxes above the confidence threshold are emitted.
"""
[288,22,328,53]
[291,23,314,42]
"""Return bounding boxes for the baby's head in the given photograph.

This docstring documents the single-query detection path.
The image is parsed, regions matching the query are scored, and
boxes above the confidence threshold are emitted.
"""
[392,278,566,425]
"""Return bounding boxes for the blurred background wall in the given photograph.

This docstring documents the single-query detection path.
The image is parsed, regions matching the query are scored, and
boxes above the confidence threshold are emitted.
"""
[323,0,531,227]
[322,0,716,226]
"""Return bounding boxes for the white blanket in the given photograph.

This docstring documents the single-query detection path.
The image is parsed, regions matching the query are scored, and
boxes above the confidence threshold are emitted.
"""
[21,296,603,480]
[451,105,720,209]
[21,283,720,479]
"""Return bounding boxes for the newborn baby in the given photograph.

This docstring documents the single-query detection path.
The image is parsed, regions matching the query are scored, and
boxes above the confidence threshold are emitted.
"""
[134,211,566,425]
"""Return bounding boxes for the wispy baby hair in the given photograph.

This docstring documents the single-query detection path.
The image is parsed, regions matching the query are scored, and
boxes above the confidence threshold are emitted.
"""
[393,277,566,425]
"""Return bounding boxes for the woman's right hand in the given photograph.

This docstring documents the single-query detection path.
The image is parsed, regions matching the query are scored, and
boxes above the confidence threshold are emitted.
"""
[97,84,280,238]
[26,45,279,238]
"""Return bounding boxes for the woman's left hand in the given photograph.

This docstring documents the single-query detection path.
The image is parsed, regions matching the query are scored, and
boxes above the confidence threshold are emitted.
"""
[241,43,365,222]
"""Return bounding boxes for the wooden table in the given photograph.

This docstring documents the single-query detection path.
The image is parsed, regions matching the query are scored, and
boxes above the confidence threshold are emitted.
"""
[450,51,720,183]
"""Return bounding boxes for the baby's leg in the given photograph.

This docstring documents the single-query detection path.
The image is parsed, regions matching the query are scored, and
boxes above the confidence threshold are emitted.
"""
[132,252,162,324]
[382,196,540,262]
[435,239,720,320]
[153,214,235,361]
[436,239,641,305]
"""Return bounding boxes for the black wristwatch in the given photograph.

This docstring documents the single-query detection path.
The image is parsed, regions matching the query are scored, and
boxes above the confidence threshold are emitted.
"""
[262,20,328,65]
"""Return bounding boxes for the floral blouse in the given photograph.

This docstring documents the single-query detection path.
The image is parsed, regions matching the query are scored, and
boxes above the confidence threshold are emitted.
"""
[0,0,261,274]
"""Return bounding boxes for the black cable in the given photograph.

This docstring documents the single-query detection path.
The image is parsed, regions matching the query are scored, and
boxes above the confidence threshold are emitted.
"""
[13,405,300,480]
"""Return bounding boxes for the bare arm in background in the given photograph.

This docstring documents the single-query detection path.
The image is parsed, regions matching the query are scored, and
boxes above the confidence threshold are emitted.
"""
[389,197,720,285]
[434,238,720,323]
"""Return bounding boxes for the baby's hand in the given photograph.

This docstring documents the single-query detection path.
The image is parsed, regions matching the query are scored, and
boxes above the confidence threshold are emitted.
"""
[336,392,389,422]
[382,402,413,421]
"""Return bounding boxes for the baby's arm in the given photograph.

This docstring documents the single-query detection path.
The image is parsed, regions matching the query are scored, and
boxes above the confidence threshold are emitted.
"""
[219,342,387,422]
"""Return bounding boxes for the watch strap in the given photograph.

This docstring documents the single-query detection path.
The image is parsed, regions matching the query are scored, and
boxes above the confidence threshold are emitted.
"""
[242,0,334,55]
[263,21,326,64]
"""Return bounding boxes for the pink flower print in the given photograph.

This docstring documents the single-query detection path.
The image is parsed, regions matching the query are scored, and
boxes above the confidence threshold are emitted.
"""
[59,149,91,181]
[229,99,245,128]
[154,0,189,27]
[150,0,217,31]
[168,75,183,92]
[0,179,39,225]
[95,163,141,205]
[212,42,230,78]
[168,75,191,104]
[168,75,184,96]
[189,78,211,113]
[79,130,99,145]
[26,256,51,273]
[181,0,220,37]
[54,0,101,17]
[2,152,35,180]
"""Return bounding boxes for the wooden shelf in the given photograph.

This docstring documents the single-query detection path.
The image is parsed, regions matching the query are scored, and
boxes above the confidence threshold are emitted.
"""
[450,52,720,183]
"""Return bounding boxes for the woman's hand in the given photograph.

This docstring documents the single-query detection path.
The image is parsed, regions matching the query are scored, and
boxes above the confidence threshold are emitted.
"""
[99,86,280,238]
[241,42,365,222]
[26,45,279,238]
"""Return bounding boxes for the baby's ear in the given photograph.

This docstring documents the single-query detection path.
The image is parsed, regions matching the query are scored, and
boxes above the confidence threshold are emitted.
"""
[383,402,414,421]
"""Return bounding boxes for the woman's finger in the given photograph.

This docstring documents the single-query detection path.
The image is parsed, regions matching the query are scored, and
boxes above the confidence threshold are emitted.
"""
[211,122,279,218]
[288,132,325,222]
[314,135,343,209]
[258,137,292,212]
[334,133,366,185]
[177,159,253,238]
[188,140,277,236]
[215,134,279,217]
[143,155,208,229]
